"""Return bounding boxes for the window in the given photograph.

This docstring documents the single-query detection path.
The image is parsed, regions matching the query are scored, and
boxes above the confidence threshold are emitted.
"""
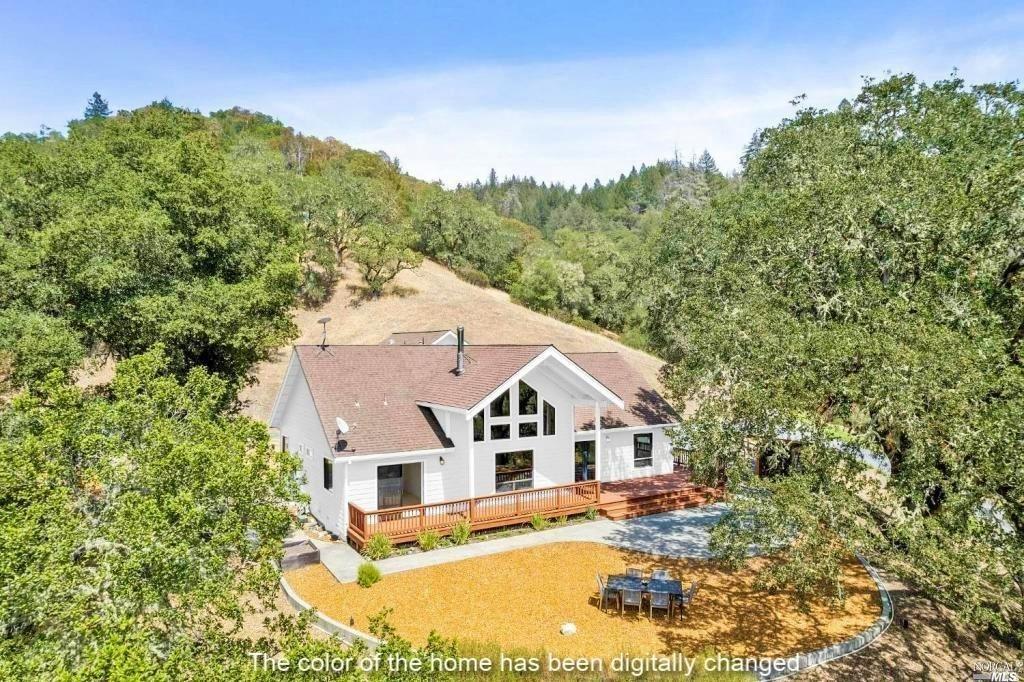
[543,401,556,436]
[490,389,510,417]
[518,381,538,415]
[377,464,403,509]
[519,422,538,438]
[496,450,533,491]
[491,424,511,440]
[633,433,653,468]
[323,457,333,490]
[473,411,485,442]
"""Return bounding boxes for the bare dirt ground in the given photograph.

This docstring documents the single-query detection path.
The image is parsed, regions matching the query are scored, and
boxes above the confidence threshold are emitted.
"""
[238,259,668,422]
[796,568,1019,681]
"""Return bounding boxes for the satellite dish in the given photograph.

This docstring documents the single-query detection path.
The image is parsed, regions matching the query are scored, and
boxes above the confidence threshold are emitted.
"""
[335,417,350,435]
[317,317,333,351]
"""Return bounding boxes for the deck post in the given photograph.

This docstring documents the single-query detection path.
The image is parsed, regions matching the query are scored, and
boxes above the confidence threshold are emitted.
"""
[594,400,603,483]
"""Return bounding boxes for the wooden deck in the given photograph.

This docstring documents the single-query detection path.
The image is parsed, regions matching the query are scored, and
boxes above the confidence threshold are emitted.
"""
[346,468,720,549]
[598,467,720,520]
[347,480,600,549]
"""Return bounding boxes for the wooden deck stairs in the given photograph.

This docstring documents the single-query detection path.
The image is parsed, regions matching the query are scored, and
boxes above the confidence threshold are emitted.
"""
[597,468,719,521]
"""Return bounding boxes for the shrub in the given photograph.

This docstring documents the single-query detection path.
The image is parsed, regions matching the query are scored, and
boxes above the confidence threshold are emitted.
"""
[450,520,472,545]
[455,266,490,288]
[357,562,381,588]
[584,506,598,521]
[417,530,440,551]
[556,515,569,526]
[530,513,549,531]
[363,533,393,560]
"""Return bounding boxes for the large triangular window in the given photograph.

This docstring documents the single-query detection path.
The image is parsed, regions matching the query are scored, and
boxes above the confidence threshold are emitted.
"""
[519,381,538,415]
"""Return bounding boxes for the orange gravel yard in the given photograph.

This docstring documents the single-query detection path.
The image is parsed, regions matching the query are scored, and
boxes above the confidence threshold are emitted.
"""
[286,542,880,659]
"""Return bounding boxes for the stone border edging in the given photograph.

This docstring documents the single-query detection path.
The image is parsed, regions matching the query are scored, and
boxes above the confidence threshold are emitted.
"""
[279,573,380,649]
[758,554,893,680]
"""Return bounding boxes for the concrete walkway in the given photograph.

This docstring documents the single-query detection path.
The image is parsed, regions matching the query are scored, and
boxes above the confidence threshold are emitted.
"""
[314,503,728,583]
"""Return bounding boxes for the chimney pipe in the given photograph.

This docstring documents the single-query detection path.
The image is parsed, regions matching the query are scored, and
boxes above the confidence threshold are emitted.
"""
[455,326,465,376]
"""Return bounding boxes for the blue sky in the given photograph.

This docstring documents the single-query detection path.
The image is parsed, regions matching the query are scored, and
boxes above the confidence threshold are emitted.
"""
[2,1,1022,186]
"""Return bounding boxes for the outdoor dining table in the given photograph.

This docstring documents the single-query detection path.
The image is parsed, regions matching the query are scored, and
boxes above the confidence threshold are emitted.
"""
[606,574,685,597]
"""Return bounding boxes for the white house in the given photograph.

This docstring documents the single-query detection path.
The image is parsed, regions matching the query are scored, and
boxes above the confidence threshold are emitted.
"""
[269,328,682,545]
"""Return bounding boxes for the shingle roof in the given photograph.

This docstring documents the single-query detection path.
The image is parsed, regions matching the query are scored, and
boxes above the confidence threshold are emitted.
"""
[567,353,679,431]
[292,344,677,457]
[294,345,547,456]
[381,330,456,346]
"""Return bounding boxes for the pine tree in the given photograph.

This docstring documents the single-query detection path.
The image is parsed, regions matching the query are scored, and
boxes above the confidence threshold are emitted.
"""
[740,130,764,170]
[488,168,498,187]
[695,149,719,176]
[84,92,111,119]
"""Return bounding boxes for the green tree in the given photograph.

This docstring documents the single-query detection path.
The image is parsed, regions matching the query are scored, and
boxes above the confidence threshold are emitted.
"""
[0,347,303,676]
[83,91,111,119]
[645,75,1024,643]
[693,149,718,176]
[413,186,477,266]
[0,309,84,389]
[352,221,423,296]
[511,254,593,316]
[0,103,301,390]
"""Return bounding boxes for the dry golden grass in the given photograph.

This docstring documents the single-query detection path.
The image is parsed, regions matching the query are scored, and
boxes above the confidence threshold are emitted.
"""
[286,542,880,660]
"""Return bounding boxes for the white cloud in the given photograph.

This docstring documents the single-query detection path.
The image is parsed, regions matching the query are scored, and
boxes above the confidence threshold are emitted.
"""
[240,16,1023,188]
[9,11,1020,189]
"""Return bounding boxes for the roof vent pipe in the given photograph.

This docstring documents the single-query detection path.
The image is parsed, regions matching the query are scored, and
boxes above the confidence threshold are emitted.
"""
[455,326,465,376]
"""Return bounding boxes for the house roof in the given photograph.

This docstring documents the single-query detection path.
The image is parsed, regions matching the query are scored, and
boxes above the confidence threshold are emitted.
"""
[381,330,458,346]
[568,353,679,431]
[288,344,675,457]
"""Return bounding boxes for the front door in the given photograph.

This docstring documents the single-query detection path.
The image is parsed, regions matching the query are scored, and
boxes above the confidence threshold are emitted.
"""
[574,441,595,481]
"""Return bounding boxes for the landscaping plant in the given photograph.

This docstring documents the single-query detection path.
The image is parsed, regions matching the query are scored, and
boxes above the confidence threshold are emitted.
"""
[363,533,393,560]
[450,520,472,545]
[416,530,441,551]
[530,514,549,531]
[357,562,382,588]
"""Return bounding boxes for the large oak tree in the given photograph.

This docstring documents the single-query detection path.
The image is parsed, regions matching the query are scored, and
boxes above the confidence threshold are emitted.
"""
[645,75,1024,642]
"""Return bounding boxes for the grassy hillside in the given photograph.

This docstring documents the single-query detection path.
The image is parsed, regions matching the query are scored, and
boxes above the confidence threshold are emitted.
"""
[240,258,667,422]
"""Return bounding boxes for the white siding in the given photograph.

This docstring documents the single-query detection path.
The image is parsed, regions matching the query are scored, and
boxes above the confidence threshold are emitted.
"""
[273,353,341,533]
[578,426,674,482]
[273,349,677,536]
[469,366,578,495]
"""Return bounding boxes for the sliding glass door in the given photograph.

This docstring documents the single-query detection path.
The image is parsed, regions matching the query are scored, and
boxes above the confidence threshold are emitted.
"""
[574,440,595,481]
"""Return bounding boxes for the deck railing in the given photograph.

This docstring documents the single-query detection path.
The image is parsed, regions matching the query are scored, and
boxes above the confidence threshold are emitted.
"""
[347,480,600,549]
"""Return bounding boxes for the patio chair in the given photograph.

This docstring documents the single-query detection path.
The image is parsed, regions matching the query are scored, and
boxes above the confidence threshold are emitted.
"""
[621,588,643,615]
[649,590,672,618]
[625,567,644,578]
[674,580,701,616]
[651,568,671,581]
[595,574,620,611]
